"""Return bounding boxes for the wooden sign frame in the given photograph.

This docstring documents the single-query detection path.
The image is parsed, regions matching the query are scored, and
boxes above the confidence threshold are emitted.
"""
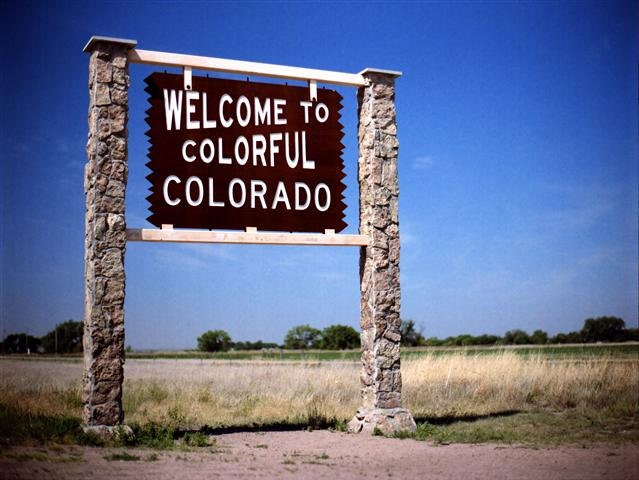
[83,36,414,436]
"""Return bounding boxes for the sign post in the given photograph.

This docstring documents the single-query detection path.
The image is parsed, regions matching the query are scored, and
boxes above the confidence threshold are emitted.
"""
[348,70,416,433]
[83,36,415,435]
[83,36,136,431]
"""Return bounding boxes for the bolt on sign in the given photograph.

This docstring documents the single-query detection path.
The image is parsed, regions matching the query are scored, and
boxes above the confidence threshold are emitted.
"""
[145,73,347,232]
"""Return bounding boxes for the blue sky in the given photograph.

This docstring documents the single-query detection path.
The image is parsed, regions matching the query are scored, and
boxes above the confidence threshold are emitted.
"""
[1,1,637,349]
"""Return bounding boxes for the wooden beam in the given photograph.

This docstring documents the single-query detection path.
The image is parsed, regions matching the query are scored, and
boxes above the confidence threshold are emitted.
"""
[126,228,368,246]
[128,48,366,87]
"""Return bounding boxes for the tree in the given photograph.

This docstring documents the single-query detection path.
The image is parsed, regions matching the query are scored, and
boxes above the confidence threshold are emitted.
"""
[580,317,626,343]
[475,334,501,345]
[1,333,41,353]
[550,331,583,344]
[320,325,360,350]
[284,325,322,349]
[197,330,231,352]
[41,320,83,353]
[400,320,426,347]
[231,340,279,350]
[530,329,548,345]
[503,329,531,345]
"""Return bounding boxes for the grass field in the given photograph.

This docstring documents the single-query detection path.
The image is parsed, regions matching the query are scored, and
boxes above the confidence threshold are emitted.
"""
[125,342,639,361]
[1,344,637,447]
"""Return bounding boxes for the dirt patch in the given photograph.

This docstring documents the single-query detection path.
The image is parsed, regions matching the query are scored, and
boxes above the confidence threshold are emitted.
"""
[1,430,637,479]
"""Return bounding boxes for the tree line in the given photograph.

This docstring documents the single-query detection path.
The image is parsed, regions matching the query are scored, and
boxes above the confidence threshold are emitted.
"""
[2,316,636,354]
[399,316,639,347]
[197,317,638,352]
[197,324,361,352]
[0,320,83,354]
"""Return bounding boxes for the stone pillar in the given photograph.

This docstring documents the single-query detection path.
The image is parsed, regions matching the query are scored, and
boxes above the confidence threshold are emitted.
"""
[82,36,136,429]
[348,69,416,435]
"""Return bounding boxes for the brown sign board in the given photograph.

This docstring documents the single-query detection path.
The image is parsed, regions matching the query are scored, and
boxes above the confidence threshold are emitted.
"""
[145,72,347,232]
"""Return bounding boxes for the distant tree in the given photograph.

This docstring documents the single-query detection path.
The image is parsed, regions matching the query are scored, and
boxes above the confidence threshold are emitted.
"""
[625,328,639,341]
[41,320,83,353]
[580,317,626,343]
[503,329,531,345]
[197,330,231,352]
[320,325,360,350]
[232,340,279,350]
[425,337,444,346]
[1,333,42,354]
[284,325,322,349]
[475,334,501,345]
[530,329,549,345]
[400,320,426,347]
[551,331,583,344]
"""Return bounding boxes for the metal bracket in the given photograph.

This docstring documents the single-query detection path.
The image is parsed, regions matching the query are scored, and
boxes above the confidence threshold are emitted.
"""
[308,79,317,101]
[183,66,192,90]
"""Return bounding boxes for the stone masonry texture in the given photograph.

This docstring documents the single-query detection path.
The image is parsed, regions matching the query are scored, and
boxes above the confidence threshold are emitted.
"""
[83,40,131,426]
[349,71,415,434]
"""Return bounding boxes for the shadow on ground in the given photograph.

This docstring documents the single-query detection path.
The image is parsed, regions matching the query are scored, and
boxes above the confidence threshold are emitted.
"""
[413,410,521,426]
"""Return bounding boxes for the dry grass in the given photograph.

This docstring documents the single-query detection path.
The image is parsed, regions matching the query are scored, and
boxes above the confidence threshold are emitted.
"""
[403,353,639,419]
[1,353,637,429]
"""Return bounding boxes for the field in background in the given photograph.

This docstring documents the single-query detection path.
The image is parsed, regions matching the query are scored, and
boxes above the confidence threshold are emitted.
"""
[123,342,639,360]
[1,344,638,445]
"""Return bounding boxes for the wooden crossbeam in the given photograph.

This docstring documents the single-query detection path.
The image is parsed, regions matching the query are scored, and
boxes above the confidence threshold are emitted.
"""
[128,48,366,87]
[126,228,368,246]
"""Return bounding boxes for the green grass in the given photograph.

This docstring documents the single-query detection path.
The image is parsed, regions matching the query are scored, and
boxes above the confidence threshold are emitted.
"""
[3,342,638,362]
[393,409,639,445]
[0,404,216,450]
[123,342,639,361]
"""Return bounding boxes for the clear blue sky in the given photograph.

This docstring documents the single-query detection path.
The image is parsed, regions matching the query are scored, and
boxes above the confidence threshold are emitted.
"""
[1,1,637,349]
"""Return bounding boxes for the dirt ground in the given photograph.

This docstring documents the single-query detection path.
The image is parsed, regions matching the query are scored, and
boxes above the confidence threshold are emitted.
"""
[1,430,637,480]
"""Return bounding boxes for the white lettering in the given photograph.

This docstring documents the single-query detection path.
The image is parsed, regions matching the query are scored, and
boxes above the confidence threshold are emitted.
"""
[228,178,246,207]
[236,96,251,127]
[315,183,330,211]
[273,99,287,125]
[252,135,267,166]
[234,136,249,165]
[163,89,183,131]
[218,137,231,164]
[208,177,225,207]
[199,138,215,164]
[284,131,299,168]
[269,132,282,167]
[181,140,196,162]
[315,103,329,123]
[202,92,217,128]
[299,100,312,124]
[301,131,315,169]
[254,97,271,126]
[185,91,200,130]
[163,175,181,206]
[271,181,291,210]
[295,182,311,210]
[185,176,204,206]
[219,94,233,128]
[251,180,267,209]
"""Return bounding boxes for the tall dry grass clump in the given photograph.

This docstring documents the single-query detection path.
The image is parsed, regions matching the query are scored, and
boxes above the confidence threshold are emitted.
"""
[402,352,639,418]
[121,359,359,426]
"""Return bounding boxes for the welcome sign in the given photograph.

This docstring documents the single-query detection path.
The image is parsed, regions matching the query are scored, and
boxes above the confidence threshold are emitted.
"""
[145,73,347,232]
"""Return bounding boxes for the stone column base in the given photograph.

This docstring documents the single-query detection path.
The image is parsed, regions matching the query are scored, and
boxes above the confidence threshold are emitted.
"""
[348,407,416,435]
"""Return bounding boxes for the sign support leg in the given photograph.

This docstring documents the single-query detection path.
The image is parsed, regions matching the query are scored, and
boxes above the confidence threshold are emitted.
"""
[82,37,135,433]
[349,70,416,434]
